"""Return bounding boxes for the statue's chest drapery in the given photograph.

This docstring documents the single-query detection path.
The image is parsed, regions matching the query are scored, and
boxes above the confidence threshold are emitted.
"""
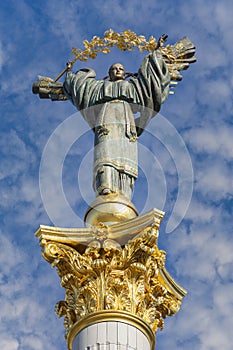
[80,80,140,134]
[88,80,140,106]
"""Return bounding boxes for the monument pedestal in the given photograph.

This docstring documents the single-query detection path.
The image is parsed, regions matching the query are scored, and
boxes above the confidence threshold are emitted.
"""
[84,193,138,227]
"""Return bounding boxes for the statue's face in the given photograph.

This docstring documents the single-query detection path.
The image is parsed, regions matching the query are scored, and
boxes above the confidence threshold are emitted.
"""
[109,63,125,81]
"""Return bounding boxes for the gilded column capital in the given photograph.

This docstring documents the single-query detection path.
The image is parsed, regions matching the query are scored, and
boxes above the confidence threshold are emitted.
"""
[36,210,186,340]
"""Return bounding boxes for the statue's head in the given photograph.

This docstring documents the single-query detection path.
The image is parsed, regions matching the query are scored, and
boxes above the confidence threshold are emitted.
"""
[108,63,125,81]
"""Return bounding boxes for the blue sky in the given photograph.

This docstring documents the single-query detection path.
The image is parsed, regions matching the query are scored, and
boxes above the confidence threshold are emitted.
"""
[0,0,233,349]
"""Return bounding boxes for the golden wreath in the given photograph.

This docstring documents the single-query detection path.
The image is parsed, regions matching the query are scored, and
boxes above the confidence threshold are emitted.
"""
[70,29,196,83]
[71,29,161,63]
[32,30,196,99]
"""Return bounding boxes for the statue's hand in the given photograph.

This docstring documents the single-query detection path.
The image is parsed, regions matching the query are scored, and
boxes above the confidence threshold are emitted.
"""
[66,62,73,70]
[32,76,68,101]
[157,34,168,49]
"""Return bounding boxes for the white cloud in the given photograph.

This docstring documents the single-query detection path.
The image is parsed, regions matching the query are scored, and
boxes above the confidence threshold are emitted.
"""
[185,199,215,222]
[197,78,233,110]
[217,261,233,281]
[45,0,87,47]
[0,130,35,181]
[0,337,19,350]
[215,0,233,56]
[0,233,66,350]
[21,335,47,350]
[0,234,24,273]
[195,160,233,200]
[185,125,233,159]
[0,130,27,158]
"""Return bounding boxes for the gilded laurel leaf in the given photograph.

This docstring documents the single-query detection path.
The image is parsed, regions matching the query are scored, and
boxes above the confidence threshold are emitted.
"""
[102,47,111,54]
[83,40,90,49]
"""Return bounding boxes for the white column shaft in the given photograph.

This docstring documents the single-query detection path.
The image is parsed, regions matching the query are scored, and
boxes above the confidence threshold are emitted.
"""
[72,321,151,350]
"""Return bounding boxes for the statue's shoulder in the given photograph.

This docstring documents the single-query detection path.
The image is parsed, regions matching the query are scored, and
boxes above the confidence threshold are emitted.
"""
[73,68,97,79]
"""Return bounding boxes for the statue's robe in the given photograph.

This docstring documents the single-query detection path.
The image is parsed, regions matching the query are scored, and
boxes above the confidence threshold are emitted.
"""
[63,51,170,199]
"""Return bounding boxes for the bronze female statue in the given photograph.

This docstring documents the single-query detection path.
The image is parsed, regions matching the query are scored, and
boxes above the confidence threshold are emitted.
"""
[33,35,195,203]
